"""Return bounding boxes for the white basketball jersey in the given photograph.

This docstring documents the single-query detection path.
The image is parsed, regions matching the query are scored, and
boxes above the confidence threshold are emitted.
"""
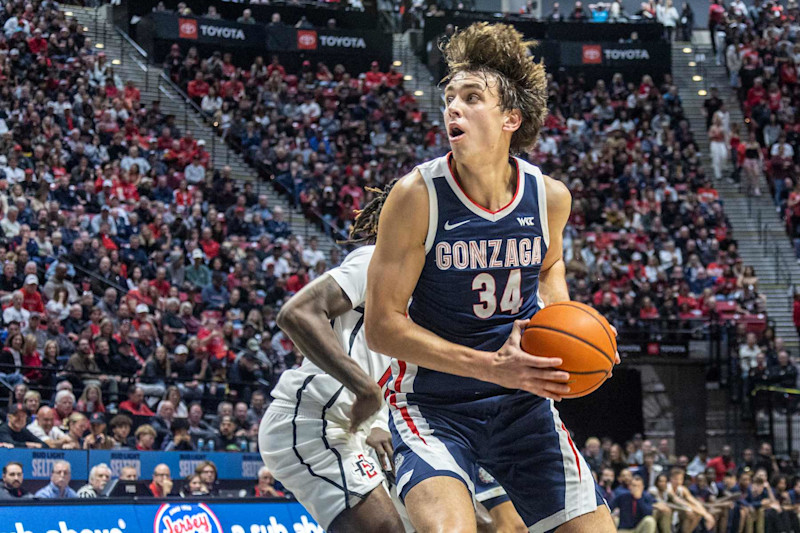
[270,245,390,428]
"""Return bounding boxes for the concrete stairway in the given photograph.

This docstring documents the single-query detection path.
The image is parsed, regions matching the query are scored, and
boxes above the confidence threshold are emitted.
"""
[394,31,442,121]
[64,4,337,256]
[673,36,800,350]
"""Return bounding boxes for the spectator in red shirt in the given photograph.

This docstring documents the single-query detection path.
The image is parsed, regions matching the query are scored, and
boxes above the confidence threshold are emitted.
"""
[706,445,735,482]
[746,78,766,109]
[21,276,44,314]
[639,297,660,319]
[119,385,155,416]
[267,55,286,78]
[123,80,140,103]
[286,266,309,294]
[339,175,364,210]
[200,227,221,259]
[385,66,403,88]
[794,293,800,340]
[27,28,47,55]
[187,71,210,101]
[156,127,173,151]
[364,61,386,91]
[221,73,244,101]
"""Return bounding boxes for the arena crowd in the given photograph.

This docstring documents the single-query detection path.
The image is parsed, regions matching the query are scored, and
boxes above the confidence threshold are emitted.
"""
[0,0,786,526]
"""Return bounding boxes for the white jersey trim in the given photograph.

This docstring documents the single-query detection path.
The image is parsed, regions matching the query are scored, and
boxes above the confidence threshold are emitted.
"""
[416,164,439,254]
[440,153,526,222]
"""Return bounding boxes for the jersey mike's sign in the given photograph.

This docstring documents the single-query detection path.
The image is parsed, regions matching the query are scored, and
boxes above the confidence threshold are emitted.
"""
[0,501,322,533]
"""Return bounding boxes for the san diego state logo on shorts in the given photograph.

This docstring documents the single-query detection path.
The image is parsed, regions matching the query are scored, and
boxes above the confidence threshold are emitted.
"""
[153,503,223,533]
[353,454,379,479]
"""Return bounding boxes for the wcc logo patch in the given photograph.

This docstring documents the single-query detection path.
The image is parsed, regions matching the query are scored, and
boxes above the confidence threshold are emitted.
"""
[353,454,379,479]
[154,503,223,533]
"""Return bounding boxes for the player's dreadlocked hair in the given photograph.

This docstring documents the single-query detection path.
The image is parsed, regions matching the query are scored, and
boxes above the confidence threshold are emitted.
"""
[442,22,548,154]
[340,179,398,245]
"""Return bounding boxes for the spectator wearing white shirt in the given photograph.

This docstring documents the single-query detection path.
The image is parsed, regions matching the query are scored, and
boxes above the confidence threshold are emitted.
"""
[302,237,326,269]
[4,158,25,185]
[262,247,291,278]
[120,146,151,174]
[298,94,321,121]
[2,291,29,329]
[1,207,21,239]
[537,131,558,156]
[3,16,29,38]
[770,132,794,159]
[738,332,760,375]
[27,406,69,448]
[656,0,680,41]
[90,206,118,236]
[201,88,223,116]
[184,156,206,185]
[658,240,683,271]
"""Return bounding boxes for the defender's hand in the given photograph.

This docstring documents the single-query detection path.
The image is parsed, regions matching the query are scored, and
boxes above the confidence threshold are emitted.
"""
[366,427,394,472]
[490,319,570,401]
[348,383,383,433]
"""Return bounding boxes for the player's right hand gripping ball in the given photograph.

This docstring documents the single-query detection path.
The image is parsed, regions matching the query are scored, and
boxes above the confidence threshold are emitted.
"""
[521,302,616,398]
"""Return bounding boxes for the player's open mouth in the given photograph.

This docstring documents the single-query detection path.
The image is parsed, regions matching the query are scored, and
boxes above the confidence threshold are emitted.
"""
[448,125,465,141]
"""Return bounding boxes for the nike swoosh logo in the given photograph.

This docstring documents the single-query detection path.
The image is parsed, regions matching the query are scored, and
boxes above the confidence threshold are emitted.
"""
[444,220,471,231]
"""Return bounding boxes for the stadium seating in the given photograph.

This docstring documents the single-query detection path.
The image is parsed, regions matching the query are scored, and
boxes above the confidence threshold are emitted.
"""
[0,0,787,516]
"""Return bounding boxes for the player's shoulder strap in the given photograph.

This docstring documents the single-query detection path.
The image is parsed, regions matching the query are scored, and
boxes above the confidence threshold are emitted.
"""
[513,155,551,248]
[413,155,449,254]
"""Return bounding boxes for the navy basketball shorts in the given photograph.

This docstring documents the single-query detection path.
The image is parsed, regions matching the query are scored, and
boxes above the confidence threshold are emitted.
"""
[475,466,511,511]
[388,391,606,531]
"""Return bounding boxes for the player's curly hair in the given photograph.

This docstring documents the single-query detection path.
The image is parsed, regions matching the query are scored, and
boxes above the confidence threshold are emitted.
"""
[442,22,548,154]
[340,178,398,245]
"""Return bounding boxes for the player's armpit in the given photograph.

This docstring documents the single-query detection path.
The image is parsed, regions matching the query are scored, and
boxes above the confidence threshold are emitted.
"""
[538,176,572,306]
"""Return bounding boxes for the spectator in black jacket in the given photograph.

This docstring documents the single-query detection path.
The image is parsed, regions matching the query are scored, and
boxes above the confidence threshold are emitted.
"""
[0,461,31,499]
[0,403,45,448]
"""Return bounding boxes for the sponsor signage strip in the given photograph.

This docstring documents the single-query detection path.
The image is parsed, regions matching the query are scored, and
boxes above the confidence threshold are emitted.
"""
[562,41,670,68]
[149,13,387,54]
[5,449,262,480]
[617,341,689,357]
[0,501,322,533]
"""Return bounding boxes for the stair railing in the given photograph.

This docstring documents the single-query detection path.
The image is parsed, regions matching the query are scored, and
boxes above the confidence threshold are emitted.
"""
[114,27,151,93]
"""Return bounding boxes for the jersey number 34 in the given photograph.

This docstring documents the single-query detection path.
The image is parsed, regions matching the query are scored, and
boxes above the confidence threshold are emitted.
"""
[472,269,522,319]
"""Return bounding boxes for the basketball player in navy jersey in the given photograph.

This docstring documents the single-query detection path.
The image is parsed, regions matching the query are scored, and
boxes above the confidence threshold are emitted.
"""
[259,184,526,532]
[365,23,618,532]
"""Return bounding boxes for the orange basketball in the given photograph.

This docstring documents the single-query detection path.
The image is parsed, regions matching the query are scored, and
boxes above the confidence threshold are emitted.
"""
[520,301,616,398]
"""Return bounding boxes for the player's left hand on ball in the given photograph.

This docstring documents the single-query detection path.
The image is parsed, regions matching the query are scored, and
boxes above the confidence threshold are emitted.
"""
[366,427,394,472]
[348,383,383,434]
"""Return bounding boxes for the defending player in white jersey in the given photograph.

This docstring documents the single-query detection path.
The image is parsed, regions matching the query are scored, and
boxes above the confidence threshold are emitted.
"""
[258,185,526,533]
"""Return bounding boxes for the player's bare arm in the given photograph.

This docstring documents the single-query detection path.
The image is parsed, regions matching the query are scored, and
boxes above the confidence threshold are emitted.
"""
[366,170,571,400]
[538,176,572,306]
[276,274,381,430]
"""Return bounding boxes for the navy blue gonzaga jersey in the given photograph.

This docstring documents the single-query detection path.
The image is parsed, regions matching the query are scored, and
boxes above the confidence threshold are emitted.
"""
[389,153,550,403]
